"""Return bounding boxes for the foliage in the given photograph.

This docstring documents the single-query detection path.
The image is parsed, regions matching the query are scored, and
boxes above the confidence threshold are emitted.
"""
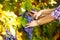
[32,20,60,40]
[0,0,59,40]
[0,4,22,39]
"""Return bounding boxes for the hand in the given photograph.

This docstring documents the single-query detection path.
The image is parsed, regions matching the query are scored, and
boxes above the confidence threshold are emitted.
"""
[26,20,38,27]
[31,9,51,19]
[29,10,45,19]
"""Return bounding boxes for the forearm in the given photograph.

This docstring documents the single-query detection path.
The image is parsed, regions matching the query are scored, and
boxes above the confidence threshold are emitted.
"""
[37,14,55,25]
[42,9,55,15]
[38,9,55,18]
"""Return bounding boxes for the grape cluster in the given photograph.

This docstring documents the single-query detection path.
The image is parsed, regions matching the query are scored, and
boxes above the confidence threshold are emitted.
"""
[22,12,33,23]
[24,27,33,40]
[22,11,34,40]
[3,29,16,40]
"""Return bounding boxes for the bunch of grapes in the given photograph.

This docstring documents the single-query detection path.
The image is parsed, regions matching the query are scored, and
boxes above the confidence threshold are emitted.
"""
[24,27,33,40]
[3,29,16,40]
[22,11,34,40]
[22,12,33,23]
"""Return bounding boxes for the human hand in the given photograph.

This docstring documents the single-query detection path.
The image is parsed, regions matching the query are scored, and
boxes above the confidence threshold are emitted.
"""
[31,9,51,19]
[26,20,38,27]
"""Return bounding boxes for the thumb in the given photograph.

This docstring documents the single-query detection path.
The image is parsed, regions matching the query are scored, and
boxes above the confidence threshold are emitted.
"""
[31,11,37,14]
[35,11,43,19]
[35,13,41,19]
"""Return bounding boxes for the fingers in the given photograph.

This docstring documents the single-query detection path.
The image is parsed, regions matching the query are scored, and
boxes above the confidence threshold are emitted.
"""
[35,10,45,19]
[33,13,37,18]
[25,26,31,28]
[35,14,40,19]
[26,21,35,28]
[31,11,37,14]
[26,23,32,28]
[31,10,48,19]
[35,11,42,19]
[30,11,38,19]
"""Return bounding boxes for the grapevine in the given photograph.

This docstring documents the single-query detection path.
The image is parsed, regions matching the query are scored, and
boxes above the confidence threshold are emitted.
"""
[0,0,59,40]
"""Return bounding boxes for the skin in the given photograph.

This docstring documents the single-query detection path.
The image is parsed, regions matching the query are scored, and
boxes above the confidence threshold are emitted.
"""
[27,14,55,27]
[33,9,54,19]
[27,9,55,27]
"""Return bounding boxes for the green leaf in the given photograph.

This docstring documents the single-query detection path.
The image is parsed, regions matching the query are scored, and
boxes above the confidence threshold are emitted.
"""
[20,17,27,27]
[19,8,24,14]
[21,0,32,11]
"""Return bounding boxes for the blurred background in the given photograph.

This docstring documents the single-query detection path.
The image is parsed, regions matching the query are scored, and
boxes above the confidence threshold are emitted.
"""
[0,0,60,40]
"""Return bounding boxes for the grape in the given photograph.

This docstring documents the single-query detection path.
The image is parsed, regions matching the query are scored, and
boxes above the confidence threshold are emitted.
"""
[22,12,33,23]
[3,29,16,40]
[24,27,33,40]
[22,11,36,40]
[22,11,33,40]
[24,27,33,33]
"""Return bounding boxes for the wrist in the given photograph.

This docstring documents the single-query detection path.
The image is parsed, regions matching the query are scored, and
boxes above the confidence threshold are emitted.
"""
[37,20,40,25]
